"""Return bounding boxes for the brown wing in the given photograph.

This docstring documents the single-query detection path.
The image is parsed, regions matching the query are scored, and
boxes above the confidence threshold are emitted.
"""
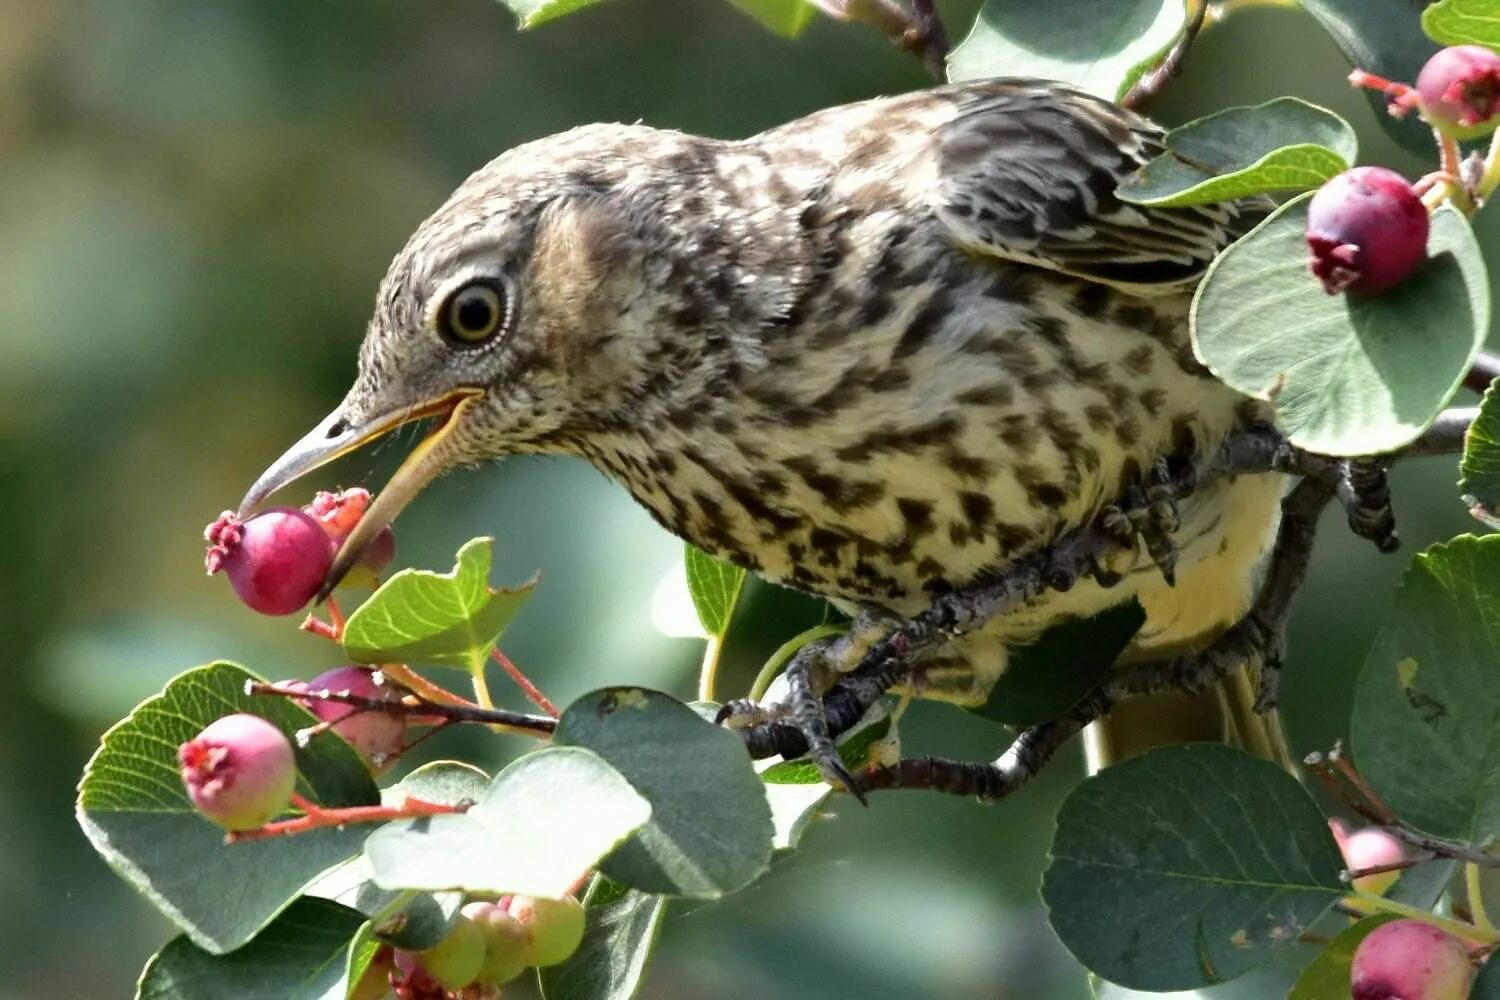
[927,79,1265,292]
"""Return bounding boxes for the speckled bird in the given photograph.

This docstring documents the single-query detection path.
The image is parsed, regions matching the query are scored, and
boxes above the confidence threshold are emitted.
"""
[242,79,1285,707]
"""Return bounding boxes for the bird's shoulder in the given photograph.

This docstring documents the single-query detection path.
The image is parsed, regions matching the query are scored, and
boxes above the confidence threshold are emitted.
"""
[753,79,1265,293]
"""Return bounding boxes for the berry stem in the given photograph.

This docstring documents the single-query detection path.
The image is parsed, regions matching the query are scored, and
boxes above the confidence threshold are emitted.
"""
[1479,126,1500,202]
[490,648,559,717]
[1352,892,1497,945]
[1468,863,1498,938]
[226,792,469,843]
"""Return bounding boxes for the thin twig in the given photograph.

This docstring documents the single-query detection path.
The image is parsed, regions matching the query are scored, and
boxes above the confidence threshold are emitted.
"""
[1120,0,1209,112]
[247,680,557,737]
[227,791,469,843]
[834,0,950,80]
[492,648,560,717]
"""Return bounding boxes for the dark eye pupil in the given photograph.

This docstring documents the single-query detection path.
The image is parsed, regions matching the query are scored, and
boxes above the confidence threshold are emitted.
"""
[455,293,495,333]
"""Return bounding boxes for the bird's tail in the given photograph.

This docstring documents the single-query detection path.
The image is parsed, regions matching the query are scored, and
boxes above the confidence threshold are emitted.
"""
[1083,663,1293,772]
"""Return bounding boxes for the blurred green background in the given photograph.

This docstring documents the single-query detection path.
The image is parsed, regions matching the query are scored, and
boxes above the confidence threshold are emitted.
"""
[1,1,1491,997]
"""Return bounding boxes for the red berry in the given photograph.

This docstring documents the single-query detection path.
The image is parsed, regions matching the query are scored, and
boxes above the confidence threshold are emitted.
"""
[1329,819,1407,896]
[204,508,334,615]
[391,950,447,1000]
[1351,919,1473,999]
[303,666,406,770]
[1417,45,1500,137]
[1306,167,1428,296]
[178,714,295,831]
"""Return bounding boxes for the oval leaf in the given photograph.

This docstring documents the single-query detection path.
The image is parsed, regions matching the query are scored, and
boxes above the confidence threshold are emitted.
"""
[1119,98,1356,207]
[503,0,615,29]
[974,600,1145,727]
[137,897,365,1000]
[1041,744,1345,991]
[1460,378,1500,528]
[1424,0,1500,47]
[1352,535,1500,840]
[683,544,746,639]
[364,746,650,897]
[77,662,378,954]
[537,874,668,1000]
[1287,913,1401,1000]
[342,537,535,674]
[555,687,774,898]
[726,0,816,37]
[1192,198,1488,455]
[947,0,1186,100]
[1302,0,1440,156]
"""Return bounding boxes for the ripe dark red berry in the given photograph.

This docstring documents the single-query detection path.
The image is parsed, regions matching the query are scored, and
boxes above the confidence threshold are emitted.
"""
[1417,44,1500,138]
[304,666,406,769]
[1306,167,1428,296]
[178,714,296,831]
[204,508,334,615]
[1351,919,1473,999]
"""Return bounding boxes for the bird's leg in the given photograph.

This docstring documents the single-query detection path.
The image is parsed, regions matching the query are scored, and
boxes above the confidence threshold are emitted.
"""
[1099,455,1190,585]
[1336,457,1400,554]
[861,477,1333,798]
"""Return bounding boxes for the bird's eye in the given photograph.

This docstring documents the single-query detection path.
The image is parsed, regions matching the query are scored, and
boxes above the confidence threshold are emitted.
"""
[439,279,509,346]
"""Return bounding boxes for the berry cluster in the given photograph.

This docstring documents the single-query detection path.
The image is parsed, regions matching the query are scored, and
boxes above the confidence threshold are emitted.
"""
[204,487,396,616]
[1308,44,1500,297]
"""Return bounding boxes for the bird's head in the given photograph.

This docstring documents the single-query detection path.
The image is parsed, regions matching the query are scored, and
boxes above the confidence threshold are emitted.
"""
[238,124,681,593]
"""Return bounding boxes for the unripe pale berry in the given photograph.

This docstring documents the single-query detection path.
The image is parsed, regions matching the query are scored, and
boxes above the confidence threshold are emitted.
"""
[204,508,334,615]
[178,714,295,831]
[1351,919,1473,999]
[303,666,406,769]
[417,914,486,991]
[1306,167,1428,296]
[1417,44,1500,139]
[507,894,586,967]
[463,900,532,984]
[1330,819,1407,896]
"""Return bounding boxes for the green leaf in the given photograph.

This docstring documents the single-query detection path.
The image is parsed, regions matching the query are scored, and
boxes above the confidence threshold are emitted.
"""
[760,714,891,784]
[725,0,816,37]
[1301,0,1440,156]
[948,0,1186,100]
[1286,913,1401,1000]
[337,922,385,1000]
[364,746,650,897]
[536,875,667,1000]
[973,601,1145,727]
[136,898,366,1000]
[555,687,775,898]
[1192,198,1488,456]
[307,762,485,950]
[1474,947,1500,998]
[683,544,746,638]
[1425,0,1500,47]
[342,537,534,675]
[77,662,378,954]
[1352,535,1500,840]
[501,0,614,29]
[1041,744,1345,991]
[764,781,834,852]
[1461,379,1500,528]
[1118,98,1356,208]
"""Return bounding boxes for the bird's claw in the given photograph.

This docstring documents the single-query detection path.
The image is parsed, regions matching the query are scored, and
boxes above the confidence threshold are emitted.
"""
[1338,457,1400,553]
[1098,457,1182,585]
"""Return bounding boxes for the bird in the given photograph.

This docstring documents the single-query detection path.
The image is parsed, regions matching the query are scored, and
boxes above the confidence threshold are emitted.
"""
[240,78,1285,734]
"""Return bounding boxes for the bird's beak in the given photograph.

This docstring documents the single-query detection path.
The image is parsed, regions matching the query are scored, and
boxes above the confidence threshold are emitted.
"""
[238,386,485,597]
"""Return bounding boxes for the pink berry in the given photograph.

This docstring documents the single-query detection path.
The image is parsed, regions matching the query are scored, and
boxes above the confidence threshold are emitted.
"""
[1306,167,1428,296]
[391,950,447,1000]
[178,714,295,831]
[1417,45,1500,137]
[1330,819,1407,895]
[304,487,373,542]
[303,488,397,590]
[204,508,334,615]
[303,666,406,769]
[1351,919,1474,999]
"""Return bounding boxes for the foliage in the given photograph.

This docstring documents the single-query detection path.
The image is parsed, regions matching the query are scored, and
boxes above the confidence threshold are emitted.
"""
[70,1,1500,998]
